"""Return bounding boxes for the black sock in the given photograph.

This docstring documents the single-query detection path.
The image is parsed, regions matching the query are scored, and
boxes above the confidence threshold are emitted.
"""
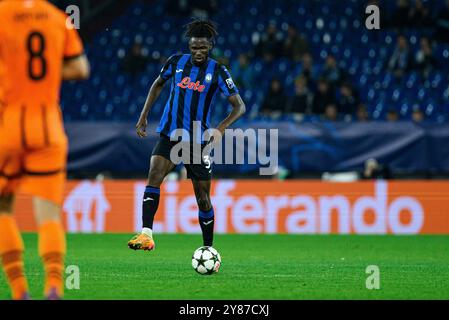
[142,186,160,229]
[199,208,214,246]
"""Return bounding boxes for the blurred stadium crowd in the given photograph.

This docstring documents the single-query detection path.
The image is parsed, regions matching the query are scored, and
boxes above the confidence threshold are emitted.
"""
[56,0,449,124]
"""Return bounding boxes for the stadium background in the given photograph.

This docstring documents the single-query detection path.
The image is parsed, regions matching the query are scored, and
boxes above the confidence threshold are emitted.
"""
[1,0,449,301]
[14,0,449,235]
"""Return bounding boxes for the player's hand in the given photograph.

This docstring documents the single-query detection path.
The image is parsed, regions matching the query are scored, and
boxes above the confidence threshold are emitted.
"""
[207,126,225,145]
[136,117,148,138]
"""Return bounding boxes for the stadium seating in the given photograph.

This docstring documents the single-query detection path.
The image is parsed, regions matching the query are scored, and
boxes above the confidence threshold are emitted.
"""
[60,0,449,123]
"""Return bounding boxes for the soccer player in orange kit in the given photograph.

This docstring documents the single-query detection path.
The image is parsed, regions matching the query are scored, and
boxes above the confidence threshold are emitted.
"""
[0,0,89,299]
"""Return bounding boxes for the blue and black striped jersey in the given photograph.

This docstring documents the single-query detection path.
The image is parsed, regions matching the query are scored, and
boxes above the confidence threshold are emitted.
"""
[156,54,239,140]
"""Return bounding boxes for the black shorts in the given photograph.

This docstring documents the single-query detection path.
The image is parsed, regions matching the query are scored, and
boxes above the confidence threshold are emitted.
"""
[152,134,212,181]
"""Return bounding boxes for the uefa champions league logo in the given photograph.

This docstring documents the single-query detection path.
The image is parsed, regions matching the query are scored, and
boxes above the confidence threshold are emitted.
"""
[225,78,235,89]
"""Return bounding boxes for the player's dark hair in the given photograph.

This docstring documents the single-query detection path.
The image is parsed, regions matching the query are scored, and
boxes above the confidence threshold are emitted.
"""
[184,18,218,43]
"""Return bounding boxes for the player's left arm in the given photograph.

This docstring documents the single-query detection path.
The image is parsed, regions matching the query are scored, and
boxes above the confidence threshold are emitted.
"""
[62,55,90,80]
[216,94,246,135]
[215,65,246,136]
[62,19,89,80]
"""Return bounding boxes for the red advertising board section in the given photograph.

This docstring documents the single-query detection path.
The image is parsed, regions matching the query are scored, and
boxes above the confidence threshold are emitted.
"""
[14,180,449,234]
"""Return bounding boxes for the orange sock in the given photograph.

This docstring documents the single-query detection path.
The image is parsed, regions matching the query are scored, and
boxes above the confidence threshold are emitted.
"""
[0,215,29,300]
[38,221,66,298]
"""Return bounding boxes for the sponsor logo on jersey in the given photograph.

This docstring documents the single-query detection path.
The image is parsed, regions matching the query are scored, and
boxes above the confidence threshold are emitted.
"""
[177,76,206,92]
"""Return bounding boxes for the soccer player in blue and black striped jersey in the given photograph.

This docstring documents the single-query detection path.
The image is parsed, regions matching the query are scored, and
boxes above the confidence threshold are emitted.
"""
[128,19,246,252]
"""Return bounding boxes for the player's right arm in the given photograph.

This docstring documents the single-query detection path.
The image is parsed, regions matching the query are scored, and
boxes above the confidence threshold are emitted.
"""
[136,55,178,138]
[136,76,167,138]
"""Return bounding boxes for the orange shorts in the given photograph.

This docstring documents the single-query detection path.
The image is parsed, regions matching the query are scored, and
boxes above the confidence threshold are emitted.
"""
[0,103,68,205]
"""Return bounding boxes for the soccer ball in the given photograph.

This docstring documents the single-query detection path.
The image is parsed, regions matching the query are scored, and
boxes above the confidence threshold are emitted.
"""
[191,246,221,275]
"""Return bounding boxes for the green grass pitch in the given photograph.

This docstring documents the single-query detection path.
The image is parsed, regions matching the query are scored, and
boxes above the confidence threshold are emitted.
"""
[1,234,448,300]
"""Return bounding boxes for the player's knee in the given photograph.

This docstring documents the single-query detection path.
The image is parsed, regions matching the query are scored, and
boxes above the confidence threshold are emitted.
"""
[197,197,212,212]
[147,170,164,187]
[33,197,61,226]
